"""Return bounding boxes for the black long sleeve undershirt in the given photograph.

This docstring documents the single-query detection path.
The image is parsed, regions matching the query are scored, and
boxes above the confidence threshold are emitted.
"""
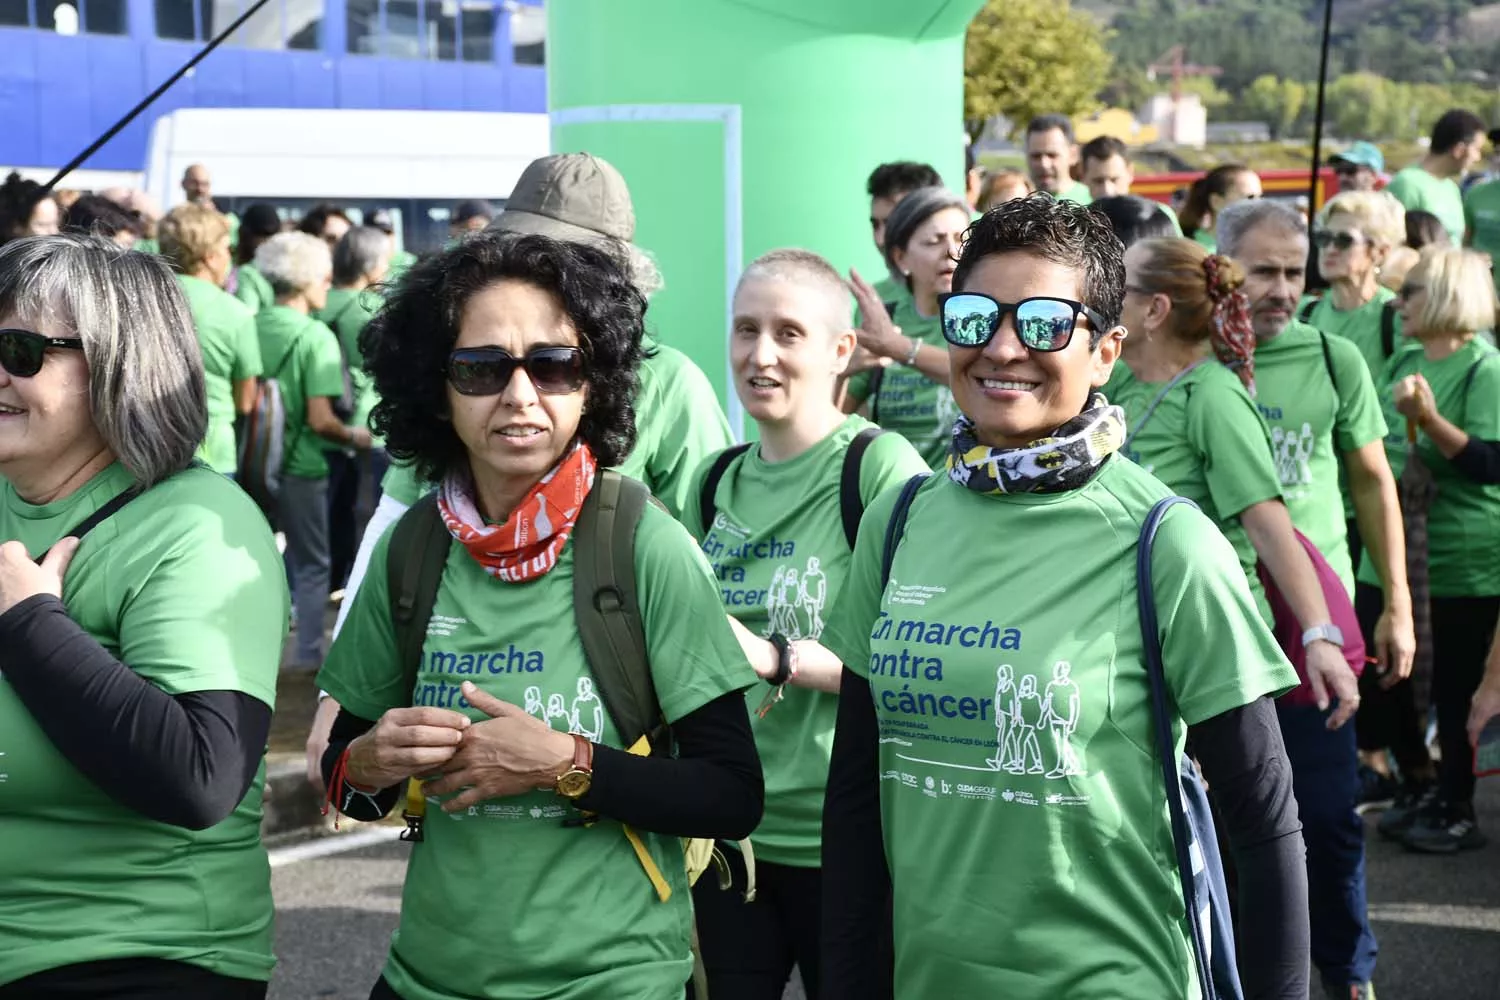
[1449,437,1500,485]
[0,594,271,830]
[322,689,764,840]
[821,670,1309,1000]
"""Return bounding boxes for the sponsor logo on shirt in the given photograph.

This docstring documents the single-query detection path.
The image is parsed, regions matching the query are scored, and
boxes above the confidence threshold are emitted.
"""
[426,614,467,638]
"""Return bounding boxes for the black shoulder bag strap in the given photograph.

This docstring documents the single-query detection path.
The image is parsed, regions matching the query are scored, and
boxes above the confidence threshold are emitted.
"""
[573,469,669,755]
[1135,495,1217,999]
[696,443,753,538]
[838,427,884,550]
[1380,301,1398,360]
[1297,298,1319,323]
[866,299,900,425]
[36,484,145,563]
[880,473,930,589]
[1319,332,1340,396]
[388,493,451,693]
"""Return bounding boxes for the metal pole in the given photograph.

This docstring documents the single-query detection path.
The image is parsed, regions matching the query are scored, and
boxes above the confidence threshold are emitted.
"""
[42,0,276,193]
[1308,0,1336,211]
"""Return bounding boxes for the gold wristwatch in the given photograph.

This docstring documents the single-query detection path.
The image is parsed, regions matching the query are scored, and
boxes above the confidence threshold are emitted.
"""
[555,733,594,800]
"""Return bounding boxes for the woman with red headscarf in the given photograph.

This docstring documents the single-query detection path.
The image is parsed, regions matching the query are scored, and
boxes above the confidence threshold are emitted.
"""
[1110,239,1353,688]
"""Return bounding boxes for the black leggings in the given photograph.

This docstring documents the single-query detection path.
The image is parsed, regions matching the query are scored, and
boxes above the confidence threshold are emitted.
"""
[1353,583,1432,778]
[690,849,823,1000]
[1,958,267,999]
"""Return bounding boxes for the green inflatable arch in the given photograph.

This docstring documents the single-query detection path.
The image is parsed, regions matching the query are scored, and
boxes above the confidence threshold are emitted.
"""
[548,0,985,437]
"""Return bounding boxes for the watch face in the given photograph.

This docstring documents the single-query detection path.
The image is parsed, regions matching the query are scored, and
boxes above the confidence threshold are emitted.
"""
[556,770,591,799]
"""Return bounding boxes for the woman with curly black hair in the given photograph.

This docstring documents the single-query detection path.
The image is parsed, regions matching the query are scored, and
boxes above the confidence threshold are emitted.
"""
[0,172,60,247]
[316,231,764,1000]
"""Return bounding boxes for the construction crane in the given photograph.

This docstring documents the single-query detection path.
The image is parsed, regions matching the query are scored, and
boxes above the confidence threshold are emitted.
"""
[1146,45,1223,144]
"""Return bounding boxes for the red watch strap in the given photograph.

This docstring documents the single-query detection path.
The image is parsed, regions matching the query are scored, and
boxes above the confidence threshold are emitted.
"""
[571,733,594,773]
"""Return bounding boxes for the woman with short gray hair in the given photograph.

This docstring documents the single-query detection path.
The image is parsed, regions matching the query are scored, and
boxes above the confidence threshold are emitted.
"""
[0,234,286,998]
[322,226,392,593]
[253,231,372,669]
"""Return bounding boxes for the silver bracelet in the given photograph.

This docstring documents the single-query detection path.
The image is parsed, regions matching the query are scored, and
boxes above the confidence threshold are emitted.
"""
[903,338,921,366]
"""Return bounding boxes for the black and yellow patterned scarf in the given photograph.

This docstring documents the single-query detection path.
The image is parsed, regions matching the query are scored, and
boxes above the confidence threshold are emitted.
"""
[946,392,1126,495]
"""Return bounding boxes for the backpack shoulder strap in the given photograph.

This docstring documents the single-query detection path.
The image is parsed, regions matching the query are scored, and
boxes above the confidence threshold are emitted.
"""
[1319,332,1340,396]
[386,493,451,700]
[839,427,884,550]
[1134,495,1216,999]
[880,474,931,589]
[573,470,668,753]
[1380,301,1398,359]
[696,443,753,537]
[1298,298,1319,323]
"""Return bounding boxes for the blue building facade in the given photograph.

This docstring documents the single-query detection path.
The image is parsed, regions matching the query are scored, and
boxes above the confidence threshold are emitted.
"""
[0,0,545,173]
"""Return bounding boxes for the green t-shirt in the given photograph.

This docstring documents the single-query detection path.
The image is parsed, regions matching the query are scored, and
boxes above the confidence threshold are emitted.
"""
[1387,164,1467,246]
[317,502,755,1000]
[1464,179,1500,299]
[317,287,381,438]
[615,337,735,521]
[177,275,262,474]
[1252,320,1388,593]
[1055,180,1092,205]
[375,338,734,520]
[1357,339,1500,597]
[682,416,929,867]
[133,236,160,255]
[387,248,419,286]
[0,463,287,986]
[872,273,907,308]
[255,306,346,480]
[1190,228,1217,252]
[819,458,1295,999]
[233,263,274,314]
[1110,362,1283,624]
[844,299,956,469]
[1298,287,1401,382]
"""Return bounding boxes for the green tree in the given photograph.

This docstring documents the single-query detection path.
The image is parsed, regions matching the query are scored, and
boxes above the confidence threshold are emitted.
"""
[1240,75,1307,139]
[965,0,1113,140]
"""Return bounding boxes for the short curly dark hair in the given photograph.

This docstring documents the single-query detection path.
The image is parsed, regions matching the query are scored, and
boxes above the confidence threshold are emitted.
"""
[361,232,647,483]
[954,194,1126,344]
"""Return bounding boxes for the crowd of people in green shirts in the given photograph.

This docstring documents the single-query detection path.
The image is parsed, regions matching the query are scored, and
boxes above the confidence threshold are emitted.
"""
[2,106,1500,1000]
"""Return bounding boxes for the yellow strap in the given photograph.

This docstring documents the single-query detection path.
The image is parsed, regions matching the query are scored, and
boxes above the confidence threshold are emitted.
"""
[623,735,674,902]
[404,777,426,817]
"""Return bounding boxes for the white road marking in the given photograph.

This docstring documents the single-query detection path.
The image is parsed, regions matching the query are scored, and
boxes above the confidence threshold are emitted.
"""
[268,826,406,868]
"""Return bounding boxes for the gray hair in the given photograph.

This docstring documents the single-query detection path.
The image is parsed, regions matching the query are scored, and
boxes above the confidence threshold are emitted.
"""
[254,231,332,297]
[0,234,207,488]
[882,185,971,276]
[333,225,390,287]
[1216,199,1307,259]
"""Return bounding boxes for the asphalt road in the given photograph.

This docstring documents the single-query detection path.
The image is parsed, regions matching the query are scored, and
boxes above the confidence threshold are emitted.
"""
[267,780,1500,1000]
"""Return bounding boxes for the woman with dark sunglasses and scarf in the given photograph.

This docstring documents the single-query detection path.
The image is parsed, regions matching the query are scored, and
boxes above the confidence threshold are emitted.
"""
[0,235,286,998]
[316,231,763,1000]
[818,196,1310,999]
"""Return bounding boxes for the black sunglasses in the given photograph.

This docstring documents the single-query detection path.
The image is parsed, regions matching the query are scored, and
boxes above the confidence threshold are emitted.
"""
[446,346,585,396]
[0,328,86,378]
[1312,230,1365,251]
[939,293,1110,352]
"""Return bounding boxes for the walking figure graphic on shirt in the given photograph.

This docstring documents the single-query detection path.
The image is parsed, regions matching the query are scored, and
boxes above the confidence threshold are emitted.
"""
[546,693,570,730]
[1006,675,1046,775]
[765,567,804,639]
[798,557,828,637]
[571,677,604,742]
[986,664,1016,769]
[523,686,544,718]
[1271,422,1316,490]
[1043,661,1084,778]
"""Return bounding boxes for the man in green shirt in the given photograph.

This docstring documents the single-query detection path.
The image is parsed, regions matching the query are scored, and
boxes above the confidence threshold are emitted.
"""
[1463,173,1500,304]
[1026,113,1091,205]
[1222,197,1416,1000]
[1386,108,1489,245]
[1081,134,1183,234]
[864,161,942,305]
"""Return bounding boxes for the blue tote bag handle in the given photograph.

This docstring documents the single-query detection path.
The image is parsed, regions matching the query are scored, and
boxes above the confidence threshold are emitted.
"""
[1137,496,1244,1000]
